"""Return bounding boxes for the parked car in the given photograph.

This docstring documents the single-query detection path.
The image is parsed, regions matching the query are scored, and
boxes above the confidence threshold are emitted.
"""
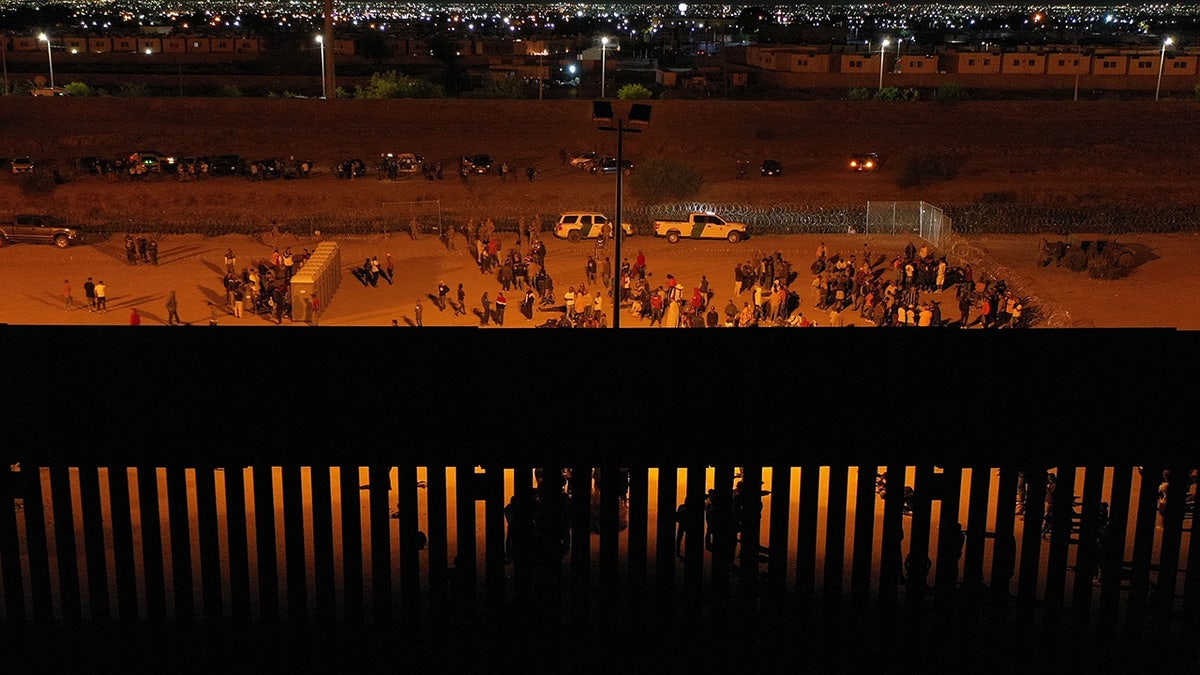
[129,150,176,173]
[553,212,633,242]
[653,212,748,244]
[209,155,243,177]
[10,157,34,174]
[463,154,492,174]
[849,153,881,172]
[569,151,600,168]
[0,214,82,248]
[760,159,783,177]
[589,157,633,175]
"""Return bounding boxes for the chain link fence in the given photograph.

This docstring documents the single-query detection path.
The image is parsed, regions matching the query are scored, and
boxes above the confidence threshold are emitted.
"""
[865,201,950,250]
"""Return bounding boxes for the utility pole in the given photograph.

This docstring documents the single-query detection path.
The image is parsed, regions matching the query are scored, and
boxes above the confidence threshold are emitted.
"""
[322,0,336,99]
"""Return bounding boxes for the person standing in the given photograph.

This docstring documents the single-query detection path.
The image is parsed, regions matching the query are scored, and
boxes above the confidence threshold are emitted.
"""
[455,283,466,317]
[166,290,181,326]
[385,254,395,284]
[494,292,507,326]
[83,277,96,311]
[480,291,492,325]
[282,248,295,279]
[207,301,219,326]
[521,288,535,321]
[233,286,244,319]
[311,294,321,326]
[415,300,423,327]
[129,307,141,326]
[147,238,159,266]
[224,248,236,274]
[63,279,73,310]
[94,280,108,312]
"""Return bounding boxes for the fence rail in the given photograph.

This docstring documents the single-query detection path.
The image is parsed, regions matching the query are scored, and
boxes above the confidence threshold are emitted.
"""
[0,327,1189,665]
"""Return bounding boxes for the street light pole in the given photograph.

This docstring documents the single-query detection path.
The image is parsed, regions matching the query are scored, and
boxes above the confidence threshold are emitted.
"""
[595,101,651,329]
[878,39,890,91]
[38,33,54,89]
[600,37,609,98]
[1156,37,1173,101]
[316,35,327,99]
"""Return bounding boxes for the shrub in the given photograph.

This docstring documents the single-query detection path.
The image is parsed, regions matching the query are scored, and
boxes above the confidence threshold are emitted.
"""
[897,151,961,189]
[875,86,902,101]
[936,82,968,104]
[616,83,653,100]
[116,82,149,97]
[847,87,872,101]
[463,77,528,99]
[628,157,702,204]
[64,81,93,97]
[354,71,444,99]
[215,84,243,97]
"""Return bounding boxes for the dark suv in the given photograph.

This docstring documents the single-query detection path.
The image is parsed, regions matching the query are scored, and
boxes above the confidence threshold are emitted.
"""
[0,214,82,248]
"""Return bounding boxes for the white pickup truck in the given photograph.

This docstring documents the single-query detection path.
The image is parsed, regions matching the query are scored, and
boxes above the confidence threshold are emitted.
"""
[653,212,748,244]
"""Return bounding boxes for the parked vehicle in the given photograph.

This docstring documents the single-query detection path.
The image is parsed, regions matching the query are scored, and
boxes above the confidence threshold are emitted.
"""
[653,212,748,244]
[569,151,600,168]
[129,150,176,173]
[553,212,633,242]
[463,154,492,174]
[10,157,34,174]
[589,157,633,175]
[209,155,243,177]
[0,214,82,248]
[760,159,783,177]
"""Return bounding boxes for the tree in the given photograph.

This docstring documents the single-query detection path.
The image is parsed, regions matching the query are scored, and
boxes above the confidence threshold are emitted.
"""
[63,81,93,97]
[617,84,652,100]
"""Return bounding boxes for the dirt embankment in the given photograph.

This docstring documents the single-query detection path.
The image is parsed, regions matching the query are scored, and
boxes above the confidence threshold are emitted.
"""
[3,98,1199,230]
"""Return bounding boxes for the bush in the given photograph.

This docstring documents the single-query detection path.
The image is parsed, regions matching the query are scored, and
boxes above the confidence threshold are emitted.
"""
[116,82,149,97]
[936,82,968,104]
[875,86,903,101]
[897,151,961,189]
[463,77,528,99]
[616,84,653,100]
[215,84,243,97]
[628,157,702,204]
[354,71,443,99]
[64,82,93,97]
[847,87,872,101]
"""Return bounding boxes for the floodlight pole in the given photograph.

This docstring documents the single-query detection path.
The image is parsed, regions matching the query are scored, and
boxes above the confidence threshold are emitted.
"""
[1155,37,1172,101]
[614,118,624,327]
[878,39,890,91]
[317,36,327,99]
[39,33,54,89]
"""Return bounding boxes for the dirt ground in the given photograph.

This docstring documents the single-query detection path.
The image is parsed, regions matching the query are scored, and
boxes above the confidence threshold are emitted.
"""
[2,98,1199,328]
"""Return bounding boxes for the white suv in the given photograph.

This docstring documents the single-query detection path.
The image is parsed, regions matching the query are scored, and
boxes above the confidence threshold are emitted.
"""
[553,212,633,242]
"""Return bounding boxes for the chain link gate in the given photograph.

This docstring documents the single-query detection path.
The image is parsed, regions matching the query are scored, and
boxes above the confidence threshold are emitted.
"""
[865,201,951,250]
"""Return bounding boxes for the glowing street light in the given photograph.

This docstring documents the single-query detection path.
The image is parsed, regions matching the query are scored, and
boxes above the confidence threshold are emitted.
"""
[878,39,890,90]
[600,37,609,98]
[316,35,327,99]
[38,33,54,89]
[1155,37,1173,101]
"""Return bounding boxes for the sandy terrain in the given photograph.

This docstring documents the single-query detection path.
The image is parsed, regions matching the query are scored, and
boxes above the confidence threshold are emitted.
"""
[2,98,1199,328]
